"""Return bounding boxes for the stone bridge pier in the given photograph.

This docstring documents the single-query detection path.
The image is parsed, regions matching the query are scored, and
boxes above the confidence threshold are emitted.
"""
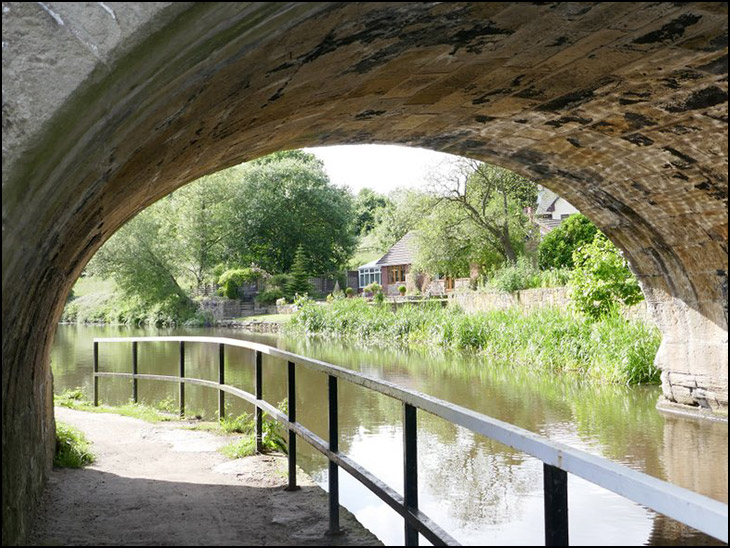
[2,2,727,544]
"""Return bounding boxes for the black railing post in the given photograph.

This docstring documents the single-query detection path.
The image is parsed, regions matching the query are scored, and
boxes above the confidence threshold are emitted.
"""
[404,403,419,546]
[328,375,340,535]
[218,343,225,421]
[286,360,299,491]
[255,350,263,453]
[179,341,185,418]
[544,463,569,546]
[93,341,99,407]
[132,341,138,404]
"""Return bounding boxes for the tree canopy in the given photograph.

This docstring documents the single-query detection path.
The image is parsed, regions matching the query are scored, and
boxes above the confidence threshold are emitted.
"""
[227,153,356,274]
[86,150,356,317]
[410,159,537,276]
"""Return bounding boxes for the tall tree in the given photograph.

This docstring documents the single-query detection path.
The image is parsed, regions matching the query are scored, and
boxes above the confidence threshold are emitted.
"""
[287,245,314,296]
[171,169,238,288]
[87,205,195,317]
[227,153,356,274]
[427,158,536,264]
[353,188,390,236]
[370,188,430,252]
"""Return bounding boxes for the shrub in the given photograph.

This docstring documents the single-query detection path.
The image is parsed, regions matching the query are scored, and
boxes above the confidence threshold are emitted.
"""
[55,422,95,468]
[218,268,262,299]
[345,287,355,297]
[486,257,540,292]
[363,282,382,296]
[538,214,598,270]
[255,288,285,304]
[398,285,407,295]
[570,233,644,319]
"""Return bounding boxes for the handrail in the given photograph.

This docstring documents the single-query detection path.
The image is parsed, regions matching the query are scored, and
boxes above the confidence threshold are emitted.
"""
[93,336,729,546]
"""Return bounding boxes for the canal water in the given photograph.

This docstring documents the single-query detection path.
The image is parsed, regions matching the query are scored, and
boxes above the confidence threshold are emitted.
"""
[51,324,728,546]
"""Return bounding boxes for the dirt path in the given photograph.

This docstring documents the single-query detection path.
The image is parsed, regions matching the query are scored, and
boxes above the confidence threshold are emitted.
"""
[30,407,381,546]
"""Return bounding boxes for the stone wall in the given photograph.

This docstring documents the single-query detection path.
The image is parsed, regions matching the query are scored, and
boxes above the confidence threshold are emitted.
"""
[198,298,276,321]
[450,287,653,324]
[2,2,727,543]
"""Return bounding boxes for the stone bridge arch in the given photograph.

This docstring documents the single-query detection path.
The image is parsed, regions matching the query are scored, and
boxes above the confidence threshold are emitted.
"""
[2,2,727,543]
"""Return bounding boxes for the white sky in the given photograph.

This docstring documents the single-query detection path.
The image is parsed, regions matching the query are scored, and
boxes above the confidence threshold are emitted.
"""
[304,144,458,195]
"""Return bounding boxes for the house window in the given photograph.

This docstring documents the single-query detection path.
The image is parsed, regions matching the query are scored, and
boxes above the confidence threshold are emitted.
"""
[388,265,406,284]
[359,267,381,288]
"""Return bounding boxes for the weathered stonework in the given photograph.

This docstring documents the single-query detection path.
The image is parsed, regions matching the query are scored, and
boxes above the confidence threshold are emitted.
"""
[449,287,654,322]
[2,2,727,543]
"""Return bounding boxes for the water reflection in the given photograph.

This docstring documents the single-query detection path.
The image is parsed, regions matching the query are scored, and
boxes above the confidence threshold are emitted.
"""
[51,325,727,546]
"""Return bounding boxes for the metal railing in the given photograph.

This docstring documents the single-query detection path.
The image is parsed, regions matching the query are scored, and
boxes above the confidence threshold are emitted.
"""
[92,336,728,546]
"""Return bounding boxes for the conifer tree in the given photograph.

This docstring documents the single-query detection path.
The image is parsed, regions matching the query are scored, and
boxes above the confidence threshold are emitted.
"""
[287,245,314,296]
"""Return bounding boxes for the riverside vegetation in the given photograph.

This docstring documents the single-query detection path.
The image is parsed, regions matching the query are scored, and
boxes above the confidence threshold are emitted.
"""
[54,389,287,458]
[287,298,661,385]
[54,422,95,468]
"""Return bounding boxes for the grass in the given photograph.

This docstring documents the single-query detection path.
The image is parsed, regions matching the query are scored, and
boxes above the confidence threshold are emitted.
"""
[54,422,95,468]
[287,297,662,385]
[54,388,177,423]
[233,314,292,323]
[220,437,258,458]
[56,389,289,460]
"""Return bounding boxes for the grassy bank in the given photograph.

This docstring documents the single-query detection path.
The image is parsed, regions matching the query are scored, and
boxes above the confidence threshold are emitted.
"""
[287,298,661,385]
[55,389,287,458]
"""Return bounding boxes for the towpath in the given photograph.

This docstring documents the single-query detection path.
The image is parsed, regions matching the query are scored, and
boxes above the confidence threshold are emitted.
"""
[30,407,381,546]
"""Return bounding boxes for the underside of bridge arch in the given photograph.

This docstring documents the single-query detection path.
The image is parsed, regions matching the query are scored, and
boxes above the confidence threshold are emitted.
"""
[2,2,727,543]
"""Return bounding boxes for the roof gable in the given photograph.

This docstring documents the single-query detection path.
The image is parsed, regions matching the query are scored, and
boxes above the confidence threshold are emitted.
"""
[376,231,418,267]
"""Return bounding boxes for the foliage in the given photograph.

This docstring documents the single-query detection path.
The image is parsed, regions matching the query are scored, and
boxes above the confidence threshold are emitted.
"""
[363,282,382,296]
[220,413,255,434]
[370,188,431,252]
[570,233,644,319]
[218,405,287,458]
[87,206,198,324]
[54,389,175,423]
[424,158,537,265]
[538,214,599,270]
[228,153,356,274]
[255,288,286,305]
[398,285,407,295]
[345,287,355,297]
[220,436,257,458]
[217,267,262,299]
[287,298,660,385]
[74,150,358,324]
[484,257,570,292]
[287,245,314,296]
[354,188,390,235]
[55,422,95,468]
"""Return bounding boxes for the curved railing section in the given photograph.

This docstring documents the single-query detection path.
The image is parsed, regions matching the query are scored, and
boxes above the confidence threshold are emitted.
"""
[92,336,728,546]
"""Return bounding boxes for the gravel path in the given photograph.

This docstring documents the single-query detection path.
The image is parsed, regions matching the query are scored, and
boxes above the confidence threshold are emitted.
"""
[30,407,381,546]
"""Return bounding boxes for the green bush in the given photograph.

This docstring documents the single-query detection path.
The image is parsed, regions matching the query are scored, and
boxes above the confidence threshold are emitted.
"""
[217,268,262,299]
[538,214,598,270]
[398,285,407,295]
[569,233,644,319]
[55,422,95,468]
[255,288,285,304]
[363,282,382,296]
[345,287,355,297]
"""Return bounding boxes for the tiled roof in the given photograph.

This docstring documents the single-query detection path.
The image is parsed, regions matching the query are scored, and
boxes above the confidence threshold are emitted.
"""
[536,188,559,215]
[376,232,418,267]
[536,217,563,234]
